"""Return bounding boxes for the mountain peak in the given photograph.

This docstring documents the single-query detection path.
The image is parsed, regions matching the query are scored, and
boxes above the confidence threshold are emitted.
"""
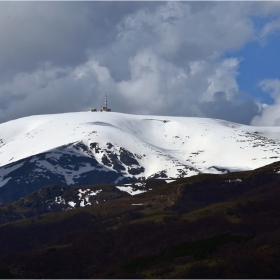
[1,111,280,204]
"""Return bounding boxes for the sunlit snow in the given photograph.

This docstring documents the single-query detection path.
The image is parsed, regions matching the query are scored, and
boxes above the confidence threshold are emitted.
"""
[54,196,65,204]
[116,186,147,195]
[1,111,280,186]
[68,201,76,207]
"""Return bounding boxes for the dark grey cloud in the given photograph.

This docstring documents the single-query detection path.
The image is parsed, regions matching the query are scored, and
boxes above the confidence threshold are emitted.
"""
[0,1,279,125]
[0,2,160,80]
[0,2,87,79]
[200,91,260,125]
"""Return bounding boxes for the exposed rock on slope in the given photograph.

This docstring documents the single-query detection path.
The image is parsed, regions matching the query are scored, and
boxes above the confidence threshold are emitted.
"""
[1,111,280,203]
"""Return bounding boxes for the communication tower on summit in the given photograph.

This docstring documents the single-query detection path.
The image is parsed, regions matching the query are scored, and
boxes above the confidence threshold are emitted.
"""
[90,92,112,112]
[99,93,111,112]
[105,95,108,109]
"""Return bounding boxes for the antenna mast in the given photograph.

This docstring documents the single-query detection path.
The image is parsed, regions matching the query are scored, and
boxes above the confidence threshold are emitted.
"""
[105,92,107,110]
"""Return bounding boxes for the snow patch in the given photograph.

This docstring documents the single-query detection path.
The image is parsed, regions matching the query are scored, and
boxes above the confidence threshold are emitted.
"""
[0,177,11,188]
[1,111,280,184]
[226,179,242,183]
[54,196,65,204]
[89,189,102,196]
[135,182,146,187]
[116,186,147,196]
[165,179,176,183]
[77,188,102,207]
[0,162,25,177]
[68,201,76,207]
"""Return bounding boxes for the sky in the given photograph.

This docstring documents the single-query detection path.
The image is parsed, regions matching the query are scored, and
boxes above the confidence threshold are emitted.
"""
[1,2,280,126]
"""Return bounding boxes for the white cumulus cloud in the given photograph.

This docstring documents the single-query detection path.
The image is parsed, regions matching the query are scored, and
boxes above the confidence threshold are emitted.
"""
[251,79,280,126]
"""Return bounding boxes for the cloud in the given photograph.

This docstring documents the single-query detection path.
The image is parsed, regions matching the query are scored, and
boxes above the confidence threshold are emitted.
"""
[0,1,278,125]
[92,2,255,82]
[115,49,251,122]
[0,2,90,79]
[201,58,241,102]
[201,91,260,125]
[0,59,135,122]
[0,49,254,125]
[251,79,280,126]
[260,18,280,39]
[0,2,157,80]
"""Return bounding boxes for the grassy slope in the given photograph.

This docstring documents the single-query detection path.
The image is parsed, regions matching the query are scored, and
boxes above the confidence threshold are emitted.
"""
[0,162,280,278]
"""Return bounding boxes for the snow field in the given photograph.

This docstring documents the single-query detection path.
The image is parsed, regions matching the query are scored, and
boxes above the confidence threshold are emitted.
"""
[1,111,280,181]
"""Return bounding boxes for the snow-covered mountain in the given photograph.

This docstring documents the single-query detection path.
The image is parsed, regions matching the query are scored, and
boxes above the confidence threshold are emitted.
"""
[1,111,280,204]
